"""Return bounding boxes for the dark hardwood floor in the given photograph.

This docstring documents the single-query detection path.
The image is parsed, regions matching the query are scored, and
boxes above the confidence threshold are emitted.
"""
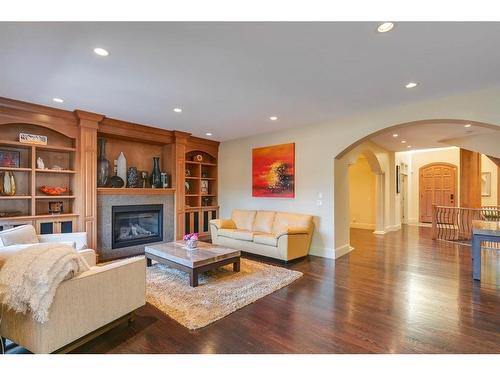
[9,226,500,353]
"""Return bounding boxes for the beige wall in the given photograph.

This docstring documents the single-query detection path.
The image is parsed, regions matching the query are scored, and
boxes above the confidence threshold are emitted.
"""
[219,86,500,259]
[481,155,498,206]
[349,156,376,229]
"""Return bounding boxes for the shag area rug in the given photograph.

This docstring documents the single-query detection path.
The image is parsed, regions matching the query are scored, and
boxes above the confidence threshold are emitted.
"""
[146,258,302,329]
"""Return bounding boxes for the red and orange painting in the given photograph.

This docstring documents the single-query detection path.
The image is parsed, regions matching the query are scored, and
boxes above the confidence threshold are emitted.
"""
[252,143,295,198]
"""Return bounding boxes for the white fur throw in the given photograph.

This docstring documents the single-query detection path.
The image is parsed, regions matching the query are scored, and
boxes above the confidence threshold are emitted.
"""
[0,243,90,323]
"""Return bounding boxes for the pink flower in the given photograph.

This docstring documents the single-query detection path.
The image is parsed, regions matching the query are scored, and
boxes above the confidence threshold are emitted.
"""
[183,232,198,241]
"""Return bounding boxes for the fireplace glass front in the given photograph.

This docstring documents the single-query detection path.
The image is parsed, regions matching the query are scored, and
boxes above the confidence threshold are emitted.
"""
[112,204,163,249]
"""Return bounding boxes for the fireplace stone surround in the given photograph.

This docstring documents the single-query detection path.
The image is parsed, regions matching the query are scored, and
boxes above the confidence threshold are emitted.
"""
[97,194,174,261]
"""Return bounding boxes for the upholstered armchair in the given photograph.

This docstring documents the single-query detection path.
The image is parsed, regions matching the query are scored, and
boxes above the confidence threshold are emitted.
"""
[0,225,146,353]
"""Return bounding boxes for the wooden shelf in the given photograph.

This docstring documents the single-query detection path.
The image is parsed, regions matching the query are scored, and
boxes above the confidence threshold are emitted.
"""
[185,160,217,167]
[185,194,199,197]
[35,195,76,199]
[97,188,175,195]
[0,195,31,200]
[201,194,216,197]
[185,205,219,210]
[36,169,76,174]
[186,176,200,180]
[0,139,75,152]
[0,213,79,221]
[0,167,31,172]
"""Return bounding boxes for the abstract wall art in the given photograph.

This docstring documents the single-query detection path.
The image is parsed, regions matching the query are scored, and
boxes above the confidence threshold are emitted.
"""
[252,143,295,198]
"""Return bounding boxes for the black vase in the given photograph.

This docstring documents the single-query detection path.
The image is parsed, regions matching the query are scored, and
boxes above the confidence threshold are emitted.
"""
[127,167,139,188]
[150,157,162,188]
[97,138,110,187]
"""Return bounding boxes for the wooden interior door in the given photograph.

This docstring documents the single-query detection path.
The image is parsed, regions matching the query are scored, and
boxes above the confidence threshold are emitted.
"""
[419,163,457,223]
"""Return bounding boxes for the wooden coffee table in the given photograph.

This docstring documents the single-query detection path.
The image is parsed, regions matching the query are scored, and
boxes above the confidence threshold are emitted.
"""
[144,241,241,287]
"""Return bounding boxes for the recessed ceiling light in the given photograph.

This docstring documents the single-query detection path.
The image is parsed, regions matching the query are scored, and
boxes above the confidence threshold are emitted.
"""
[464,124,472,128]
[392,134,398,138]
[52,98,64,103]
[377,22,395,33]
[269,116,278,121]
[401,140,407,144]
[94,47,109,56]
[407,145,412,148]
[205,132,212,136]
[173,108,182,113]
[405,82,418,89]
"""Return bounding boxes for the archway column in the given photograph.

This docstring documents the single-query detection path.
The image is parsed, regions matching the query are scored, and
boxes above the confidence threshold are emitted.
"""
[373,172,386,234]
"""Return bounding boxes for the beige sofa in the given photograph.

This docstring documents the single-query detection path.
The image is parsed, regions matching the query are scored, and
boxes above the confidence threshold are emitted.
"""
[210,209,314,261]
[0,225,146,353]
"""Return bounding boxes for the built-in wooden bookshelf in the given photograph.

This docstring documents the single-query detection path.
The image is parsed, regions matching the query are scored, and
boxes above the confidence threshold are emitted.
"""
[0,126,77,221]
[182,150,219,239]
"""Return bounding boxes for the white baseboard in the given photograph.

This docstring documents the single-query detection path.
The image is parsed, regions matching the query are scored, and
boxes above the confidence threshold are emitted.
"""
[309,244,353,259]
[309,246,334,259]
[373,230,386,235]
[385,224,401,232]
[334,244,354,259]
[349,222,375,230]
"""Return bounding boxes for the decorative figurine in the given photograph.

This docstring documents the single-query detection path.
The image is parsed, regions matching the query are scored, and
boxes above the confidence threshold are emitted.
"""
[140,171,149,188]
[117,152,127,184]
[36,157,45,170]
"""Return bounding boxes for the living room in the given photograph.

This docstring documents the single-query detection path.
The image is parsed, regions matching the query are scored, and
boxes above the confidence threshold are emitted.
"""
[1,1,499,373]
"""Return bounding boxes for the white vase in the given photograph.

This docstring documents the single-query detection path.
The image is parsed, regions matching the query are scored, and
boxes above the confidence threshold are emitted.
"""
[117,152,127,184]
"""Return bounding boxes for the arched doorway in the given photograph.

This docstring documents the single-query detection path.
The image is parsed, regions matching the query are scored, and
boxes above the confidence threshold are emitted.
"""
[334,144,387,257]
[333,119,500,256]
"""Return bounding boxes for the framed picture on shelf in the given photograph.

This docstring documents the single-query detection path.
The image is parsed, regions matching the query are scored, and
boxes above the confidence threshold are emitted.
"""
[48,201,64,214]
[0,149,20,168]
[201,180,209,194]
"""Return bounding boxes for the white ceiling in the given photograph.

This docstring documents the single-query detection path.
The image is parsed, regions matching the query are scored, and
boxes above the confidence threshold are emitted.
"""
[1,22,500,141]
[370,122,498,152]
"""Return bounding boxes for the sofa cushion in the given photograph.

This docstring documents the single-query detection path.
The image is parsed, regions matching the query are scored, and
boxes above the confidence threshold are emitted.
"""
[253,234,278,247]
[218,228,236,239]
[219,228,255,242]
[253,211,276,233]
[272,212,313,235]
[231,209,257,231]
[0,225,39,247]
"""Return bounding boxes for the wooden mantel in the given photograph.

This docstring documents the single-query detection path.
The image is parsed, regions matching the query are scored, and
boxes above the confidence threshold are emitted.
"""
[97,188,175,195]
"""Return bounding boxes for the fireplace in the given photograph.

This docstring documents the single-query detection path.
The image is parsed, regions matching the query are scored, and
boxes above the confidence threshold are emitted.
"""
[112,204,163,249]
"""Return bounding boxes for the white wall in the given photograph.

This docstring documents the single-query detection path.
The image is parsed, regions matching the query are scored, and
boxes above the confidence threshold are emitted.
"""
[481,155,498,206]
[219,86,500,259]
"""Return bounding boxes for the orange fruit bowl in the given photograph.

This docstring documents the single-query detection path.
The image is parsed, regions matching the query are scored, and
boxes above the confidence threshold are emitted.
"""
[39,186,69,196]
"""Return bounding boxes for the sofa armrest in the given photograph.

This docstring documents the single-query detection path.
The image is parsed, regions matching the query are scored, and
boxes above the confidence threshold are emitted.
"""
[209,219,236,230]
[78,249,96,267]
[37,232,88,250]
[274,226,310,239]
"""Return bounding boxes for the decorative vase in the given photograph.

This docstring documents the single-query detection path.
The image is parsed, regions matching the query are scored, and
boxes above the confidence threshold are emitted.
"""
[97,138,110,187]
[127,167,139,188]
[117,152,127,184]
[185,239,198,250]
[150,157,162,188]
[110,175,124,188]
[0,171,16,196]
